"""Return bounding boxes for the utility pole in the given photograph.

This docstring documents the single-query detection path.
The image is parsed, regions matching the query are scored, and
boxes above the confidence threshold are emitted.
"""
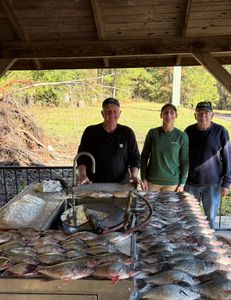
[172,66,182,107]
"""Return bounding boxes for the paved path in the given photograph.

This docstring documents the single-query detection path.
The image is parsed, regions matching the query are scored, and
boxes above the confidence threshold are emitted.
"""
[216,113,231,121]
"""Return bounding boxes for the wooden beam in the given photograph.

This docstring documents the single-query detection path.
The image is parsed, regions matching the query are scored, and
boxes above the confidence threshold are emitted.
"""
[91,0,105,40]
[0,0,30,41]
[103,58,109,67]
[1,36,231,59]
[182,0,192,36]
[32,59,42,70]
[10,55,231,70]
[193,51,231,94]
[0,0,41,70]
[0,59,17,77]
[91,0,109,68]
[176,55,182,66]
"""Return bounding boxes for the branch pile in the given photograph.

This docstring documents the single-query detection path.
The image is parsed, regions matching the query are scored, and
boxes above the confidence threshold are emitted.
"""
[0,99,50,166]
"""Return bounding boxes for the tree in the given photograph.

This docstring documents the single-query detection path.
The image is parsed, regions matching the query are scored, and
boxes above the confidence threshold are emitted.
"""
[181,66,218,108]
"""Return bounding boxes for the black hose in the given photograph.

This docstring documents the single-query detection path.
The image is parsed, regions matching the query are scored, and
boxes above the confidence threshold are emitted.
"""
[125,191,153,234]
[99,191,153,235]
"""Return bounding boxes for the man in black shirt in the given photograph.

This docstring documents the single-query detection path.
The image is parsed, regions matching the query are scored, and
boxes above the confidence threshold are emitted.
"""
[76,98,140,185]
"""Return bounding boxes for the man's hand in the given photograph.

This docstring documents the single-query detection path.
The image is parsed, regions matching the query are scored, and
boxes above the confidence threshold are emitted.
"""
[140,180,148,191]
[221,187,230,197]
[76,174,92,185]
[175,185,184,192]
[130,176,141,187]
[76,165,92,185]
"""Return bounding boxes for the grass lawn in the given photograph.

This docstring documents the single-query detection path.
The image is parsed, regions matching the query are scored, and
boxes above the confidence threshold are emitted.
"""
[29,101,231,215]
[29,101,231,153]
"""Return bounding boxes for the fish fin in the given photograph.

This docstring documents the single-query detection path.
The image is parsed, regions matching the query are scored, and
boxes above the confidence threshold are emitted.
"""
[112,275,119,283]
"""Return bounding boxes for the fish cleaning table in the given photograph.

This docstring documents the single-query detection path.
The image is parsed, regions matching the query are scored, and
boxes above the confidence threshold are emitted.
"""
[0,183,66,231]
[0,278,133,300]
[0,182,137,300]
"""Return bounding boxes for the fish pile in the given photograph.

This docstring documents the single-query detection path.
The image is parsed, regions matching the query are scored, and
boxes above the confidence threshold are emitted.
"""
[0,228,136,281]
[131,191,231,300]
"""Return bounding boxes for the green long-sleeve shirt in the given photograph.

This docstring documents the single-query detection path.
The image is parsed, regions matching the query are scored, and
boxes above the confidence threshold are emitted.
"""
[141,127,189,186]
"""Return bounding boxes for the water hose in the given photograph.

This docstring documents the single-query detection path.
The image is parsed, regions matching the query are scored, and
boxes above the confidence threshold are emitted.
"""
[100,191,153,234]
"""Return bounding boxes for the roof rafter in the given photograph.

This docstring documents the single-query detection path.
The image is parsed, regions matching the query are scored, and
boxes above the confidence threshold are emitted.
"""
[0,58,17,77]
[1,36,231,59]
[193,51,231,94]
[182,0,193,37]
[0,0,41,69]
[91,0,109,67]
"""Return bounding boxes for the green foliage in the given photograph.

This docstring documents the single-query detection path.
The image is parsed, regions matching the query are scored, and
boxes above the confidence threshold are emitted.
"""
[181,66,218,108]
[216,66,231,110]
[220,193,231,216]
[131,67,172,102]
[0,66,230,109]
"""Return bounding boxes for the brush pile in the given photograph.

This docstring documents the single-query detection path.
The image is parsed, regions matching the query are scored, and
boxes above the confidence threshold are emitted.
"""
[0,99,49,166]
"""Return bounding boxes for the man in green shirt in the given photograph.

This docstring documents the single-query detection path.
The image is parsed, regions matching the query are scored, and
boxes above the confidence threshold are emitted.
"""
[141,103,189,192]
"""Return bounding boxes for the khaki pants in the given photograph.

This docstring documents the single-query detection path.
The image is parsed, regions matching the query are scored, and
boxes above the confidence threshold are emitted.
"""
[148,182,178,192]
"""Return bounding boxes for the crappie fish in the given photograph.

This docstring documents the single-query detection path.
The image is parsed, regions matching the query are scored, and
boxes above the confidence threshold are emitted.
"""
[97,253,134,265]
[0,239,25,251]
[67,231,98,241]
[138,255,160,265]
[140,243,175,255]
[189,225,215,236]
[33,243,65,254]
[85,244,116,255]
[28,236,57,246]
[7,247,37,256]
[165,253,198,264]
[173,257,226,276]
[8,263,37,276]
[62,239,86,251]
[65,250,86,259]
[140,262,169,275]
[198,250,231,265]
[138,235,169,245]
[0,256,12,271]
[98,232,131,244]
[139,284,200,300]
[146,269,200,286]
[192,235,223,247]
[171,245,207,256]
[37,253,65,265]
[199,270,231,283]
[17,228,39,239]
[38,261,93,280]
[0,230,21,244]
[40,230,69,241]
[92,261,138,282]
[199,278,231,299]
[8,253,38,265]
[73,255,100,267]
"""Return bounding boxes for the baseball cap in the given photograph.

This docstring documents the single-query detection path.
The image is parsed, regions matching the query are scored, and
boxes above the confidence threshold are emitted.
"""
[102,97,120,108]
[196,101,213,111]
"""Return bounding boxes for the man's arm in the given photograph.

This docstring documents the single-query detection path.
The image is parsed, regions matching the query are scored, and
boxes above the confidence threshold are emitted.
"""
[76,164,91,185]
[221,128,231,190]
[130,166,140,184]
[179,132,189,186]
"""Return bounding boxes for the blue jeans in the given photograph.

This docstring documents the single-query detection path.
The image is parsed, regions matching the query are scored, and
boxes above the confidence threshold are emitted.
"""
[184,183,221,229]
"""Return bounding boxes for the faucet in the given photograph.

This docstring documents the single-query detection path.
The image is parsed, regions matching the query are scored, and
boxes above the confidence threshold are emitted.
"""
[72,151,96,187]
